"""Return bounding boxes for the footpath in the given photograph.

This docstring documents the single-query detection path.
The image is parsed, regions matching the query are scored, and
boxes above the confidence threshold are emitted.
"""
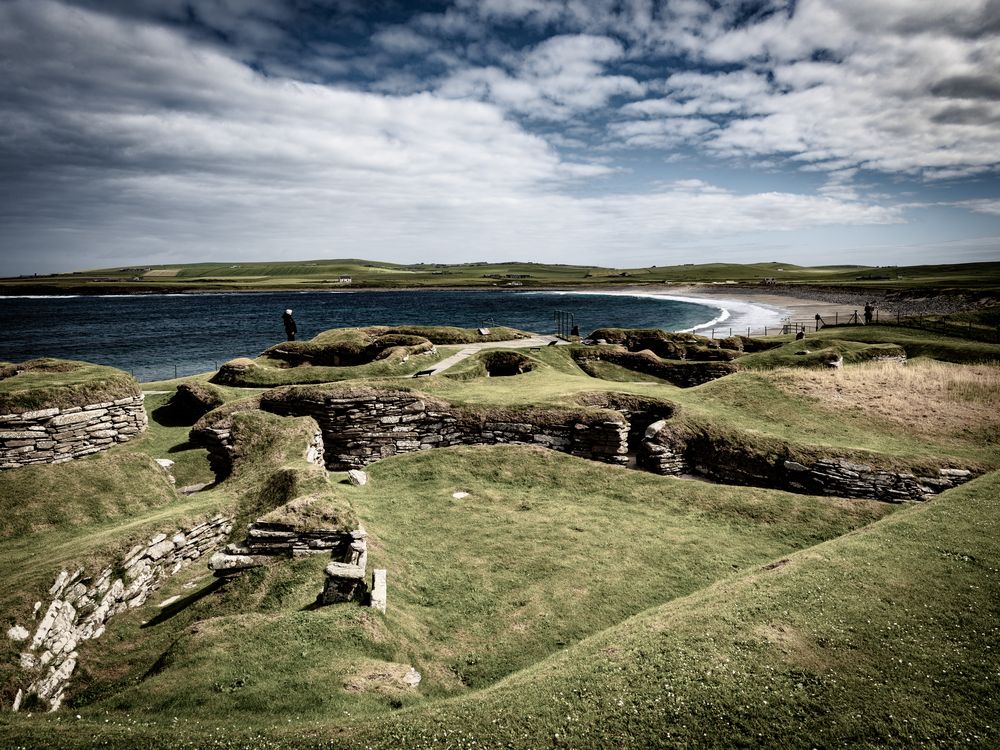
[415,335,567,377]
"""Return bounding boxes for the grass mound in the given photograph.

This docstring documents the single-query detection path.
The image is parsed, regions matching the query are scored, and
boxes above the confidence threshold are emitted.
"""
[2,445,894,744]
[0,452,176,539]
[337,469,1000,749]
[589,327,738,361]
[737,338,906,369]
[0,358,139,413]
[386,325,529,344]
[573,347,738,387]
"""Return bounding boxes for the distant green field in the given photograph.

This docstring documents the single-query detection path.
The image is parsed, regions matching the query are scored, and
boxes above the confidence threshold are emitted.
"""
[3,259,999,293]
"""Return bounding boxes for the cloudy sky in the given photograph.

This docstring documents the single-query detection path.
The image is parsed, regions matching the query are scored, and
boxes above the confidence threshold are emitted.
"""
[1,0,999,275]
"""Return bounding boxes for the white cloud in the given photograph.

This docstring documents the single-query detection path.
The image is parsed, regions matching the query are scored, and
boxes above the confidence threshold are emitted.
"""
[631,1,1000,181]
[1,0,988,275]
[437,34,645,120]
[957,199,1000,216]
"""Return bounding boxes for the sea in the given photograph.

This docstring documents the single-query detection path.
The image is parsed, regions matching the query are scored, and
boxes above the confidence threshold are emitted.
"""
[0,290,721,382]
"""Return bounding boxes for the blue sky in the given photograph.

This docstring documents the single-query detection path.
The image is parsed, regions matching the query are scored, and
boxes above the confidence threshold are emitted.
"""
[1,0,999,275]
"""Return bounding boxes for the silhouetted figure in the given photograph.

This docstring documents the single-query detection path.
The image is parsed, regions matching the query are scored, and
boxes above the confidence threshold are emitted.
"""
[795,329,805,340]
[864,302,874,325]
[283,309,297,341]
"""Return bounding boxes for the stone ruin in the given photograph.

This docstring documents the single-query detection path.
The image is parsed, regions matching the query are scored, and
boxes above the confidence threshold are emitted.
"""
[0,396,148,470]
[191,385,979,504]
[208,494,386,611]
[9,514,234,712]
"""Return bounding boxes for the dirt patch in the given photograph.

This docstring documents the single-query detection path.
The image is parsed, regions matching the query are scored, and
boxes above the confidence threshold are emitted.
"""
[343,659,422,694]
[769,360,1000,440]
[756,622,831,670]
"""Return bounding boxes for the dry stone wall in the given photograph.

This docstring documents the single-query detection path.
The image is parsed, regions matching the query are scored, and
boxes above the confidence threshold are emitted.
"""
[258,390,629,472]
[0,395,147,470]
[572,349,737,387]
[641,421,976,502]
[10,514,233,712]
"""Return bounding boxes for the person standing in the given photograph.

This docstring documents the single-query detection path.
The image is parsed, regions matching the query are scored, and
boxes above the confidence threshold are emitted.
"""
[283,309,297,341]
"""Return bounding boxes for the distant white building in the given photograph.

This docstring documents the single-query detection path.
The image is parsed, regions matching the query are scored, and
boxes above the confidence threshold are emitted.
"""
[338,275,352,284]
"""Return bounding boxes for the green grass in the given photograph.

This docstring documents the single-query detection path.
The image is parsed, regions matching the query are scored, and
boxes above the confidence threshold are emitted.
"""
[130,391,214,487]
[0,358,139,413]
[800,325,1000,363]
[2,323,999,748]
[213,349,453,388]
[1,445,894,742]
[4,259,999,293]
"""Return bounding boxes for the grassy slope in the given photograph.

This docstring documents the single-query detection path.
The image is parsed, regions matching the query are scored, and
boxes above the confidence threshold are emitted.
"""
[4,259,999,293]
[0,359,139,413]
[330,469,1000,750]
[1,445,894,746]
[0,409,329,714]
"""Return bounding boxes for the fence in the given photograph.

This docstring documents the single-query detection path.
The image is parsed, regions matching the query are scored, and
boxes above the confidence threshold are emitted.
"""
[129,361,222,384]
[704,309,1000,343]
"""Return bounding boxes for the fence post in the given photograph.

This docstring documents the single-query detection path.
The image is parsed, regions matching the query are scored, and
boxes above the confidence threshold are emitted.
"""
[835,312,838,325]
[711,328,715,339]
[174,364,178,379]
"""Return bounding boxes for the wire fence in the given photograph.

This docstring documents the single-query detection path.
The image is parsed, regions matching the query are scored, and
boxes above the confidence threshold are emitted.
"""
[704,309,1000,343]
[130,361,222,385]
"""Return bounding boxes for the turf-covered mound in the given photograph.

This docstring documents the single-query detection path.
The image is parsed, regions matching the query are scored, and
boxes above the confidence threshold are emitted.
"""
[573,347,738,387]
[207,326,529,387]
[588,328,748,361]
[0,358,140,413]
[164,381,226,420]
[263,328,435,367]
[263,326,528,368]
[445,350,539,380]
[737,338,907,370]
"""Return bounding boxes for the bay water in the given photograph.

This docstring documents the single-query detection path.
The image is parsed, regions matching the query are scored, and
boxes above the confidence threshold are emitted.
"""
[0,290,718,382]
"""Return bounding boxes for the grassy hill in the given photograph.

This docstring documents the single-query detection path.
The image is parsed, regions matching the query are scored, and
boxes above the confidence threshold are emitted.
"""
[3,259,1000,294]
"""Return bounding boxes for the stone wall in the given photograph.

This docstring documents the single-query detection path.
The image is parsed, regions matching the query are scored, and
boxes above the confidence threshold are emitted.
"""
[572,349,737,387]
[782,459,974,501]
[193,390,629,477]
[641,421,976,502]
[196,419,324,480]
[259,390,629,472]
[0,395,147,470]
[9,514,234,712]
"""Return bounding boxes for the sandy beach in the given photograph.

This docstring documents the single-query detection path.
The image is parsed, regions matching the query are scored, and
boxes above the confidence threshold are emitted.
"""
[548,284,873,337]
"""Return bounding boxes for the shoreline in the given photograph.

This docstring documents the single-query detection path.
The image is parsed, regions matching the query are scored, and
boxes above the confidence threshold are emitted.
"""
[0,283,869,337]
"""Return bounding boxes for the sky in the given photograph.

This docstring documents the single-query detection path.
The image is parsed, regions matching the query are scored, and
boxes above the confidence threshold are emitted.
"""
[1,0,999,275]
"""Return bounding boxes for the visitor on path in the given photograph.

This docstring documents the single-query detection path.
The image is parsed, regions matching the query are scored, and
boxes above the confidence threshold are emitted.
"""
[864,302,874,325]
[283,309,297,341]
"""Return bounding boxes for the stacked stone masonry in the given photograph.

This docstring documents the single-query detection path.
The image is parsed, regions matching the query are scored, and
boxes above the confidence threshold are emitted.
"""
[0,395,147,470]
[640,421,975,502]
[198,423,324,479]
[261,391,629,472]
[208,520,365,575]
[191,390,977,504]
[207,517,375,608]
[10,515,234,712]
